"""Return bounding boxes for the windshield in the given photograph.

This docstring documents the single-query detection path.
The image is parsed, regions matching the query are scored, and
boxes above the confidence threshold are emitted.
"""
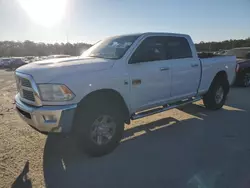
[81,34,141,59]
[224,48,250,58]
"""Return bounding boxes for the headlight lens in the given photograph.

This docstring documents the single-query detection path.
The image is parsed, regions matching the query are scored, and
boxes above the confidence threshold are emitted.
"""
[38,84,75,101]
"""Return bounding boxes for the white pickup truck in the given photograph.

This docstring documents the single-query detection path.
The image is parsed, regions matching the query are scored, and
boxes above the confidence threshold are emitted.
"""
[15,32,236,156]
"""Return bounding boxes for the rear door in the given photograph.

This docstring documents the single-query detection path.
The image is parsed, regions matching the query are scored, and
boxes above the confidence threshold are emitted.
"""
[127,36,172,112]
[166,36,201,99]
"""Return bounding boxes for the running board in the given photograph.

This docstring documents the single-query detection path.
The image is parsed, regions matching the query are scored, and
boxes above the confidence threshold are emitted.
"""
[131,97,202,120]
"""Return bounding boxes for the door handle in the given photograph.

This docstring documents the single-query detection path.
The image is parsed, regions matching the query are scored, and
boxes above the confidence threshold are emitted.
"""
[160,67,170,71]
[191,64,199,67]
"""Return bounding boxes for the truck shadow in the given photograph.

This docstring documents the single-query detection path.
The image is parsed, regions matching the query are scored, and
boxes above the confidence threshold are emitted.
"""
[43,102,250,188]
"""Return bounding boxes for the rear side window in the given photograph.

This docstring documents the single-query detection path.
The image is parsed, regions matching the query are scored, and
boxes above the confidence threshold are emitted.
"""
[164,36,193,59]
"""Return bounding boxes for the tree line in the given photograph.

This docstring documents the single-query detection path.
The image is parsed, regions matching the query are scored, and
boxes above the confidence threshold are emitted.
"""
[0,40,92,57]
[0,38,250,57]
[196,38,250,52]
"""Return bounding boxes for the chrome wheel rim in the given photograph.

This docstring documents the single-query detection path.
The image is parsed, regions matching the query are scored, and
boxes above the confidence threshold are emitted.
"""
[90,115,116,145]
[215,86,224,104]
[244,75,250,86]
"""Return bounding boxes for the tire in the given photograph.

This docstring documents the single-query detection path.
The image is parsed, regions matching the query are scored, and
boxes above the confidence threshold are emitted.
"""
[242,73,250,87]
[72,99,124,157]
[203,77,229,110]
[236,72,250,87]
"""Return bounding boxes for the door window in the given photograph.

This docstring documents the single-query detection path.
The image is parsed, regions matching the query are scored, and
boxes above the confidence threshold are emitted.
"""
[129,37,167,64]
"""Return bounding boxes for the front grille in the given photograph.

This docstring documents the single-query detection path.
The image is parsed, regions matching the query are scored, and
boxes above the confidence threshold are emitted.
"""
[15,72,41,106]
[21,78,32,88]
[22,90,35,101]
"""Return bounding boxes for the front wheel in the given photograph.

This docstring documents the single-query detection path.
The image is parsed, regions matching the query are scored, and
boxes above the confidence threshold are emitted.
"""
[203,78,229,110]
[72,101,124,157]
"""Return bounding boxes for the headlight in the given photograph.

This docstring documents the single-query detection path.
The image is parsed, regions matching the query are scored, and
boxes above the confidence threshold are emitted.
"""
[38,84,75,101]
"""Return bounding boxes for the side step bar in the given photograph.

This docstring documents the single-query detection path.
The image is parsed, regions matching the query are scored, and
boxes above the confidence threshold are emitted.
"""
[131,97,202,120]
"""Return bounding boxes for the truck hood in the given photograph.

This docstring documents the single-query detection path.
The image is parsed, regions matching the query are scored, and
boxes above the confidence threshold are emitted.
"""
[16,56,115,83]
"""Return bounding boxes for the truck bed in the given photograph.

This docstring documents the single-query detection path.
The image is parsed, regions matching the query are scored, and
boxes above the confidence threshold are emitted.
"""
[198,55,236,93]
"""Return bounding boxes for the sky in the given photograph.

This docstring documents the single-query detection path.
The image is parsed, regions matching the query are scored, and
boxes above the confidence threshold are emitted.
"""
[0,0,250,44]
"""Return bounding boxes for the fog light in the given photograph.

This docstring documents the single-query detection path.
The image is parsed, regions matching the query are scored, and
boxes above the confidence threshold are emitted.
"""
[51,127,62,132]
[43,115,57,122]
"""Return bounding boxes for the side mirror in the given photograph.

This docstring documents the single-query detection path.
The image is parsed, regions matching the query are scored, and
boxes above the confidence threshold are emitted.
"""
[129,50,148,64]
[129,53,140,64]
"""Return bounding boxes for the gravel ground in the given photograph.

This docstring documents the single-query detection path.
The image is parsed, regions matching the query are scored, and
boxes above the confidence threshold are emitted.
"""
[0,69,250,188]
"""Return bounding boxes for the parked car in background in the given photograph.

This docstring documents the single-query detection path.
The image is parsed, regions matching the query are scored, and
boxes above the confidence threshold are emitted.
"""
[33,57,40,62]
[47,54,71,59]
[0,58,12,68]
[217,50,228,55]
[22,56,35,63]
[15,32,236,156]
[224,47,250,87]
[9,58,27,70]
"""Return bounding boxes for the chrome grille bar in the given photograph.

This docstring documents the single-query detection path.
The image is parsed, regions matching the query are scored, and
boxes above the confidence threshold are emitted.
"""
[15,72,42,106]
[23,90,35,101]
[21,78,32,88]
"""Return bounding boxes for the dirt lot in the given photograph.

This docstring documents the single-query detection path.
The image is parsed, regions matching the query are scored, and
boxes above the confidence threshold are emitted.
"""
[0,69,250,188]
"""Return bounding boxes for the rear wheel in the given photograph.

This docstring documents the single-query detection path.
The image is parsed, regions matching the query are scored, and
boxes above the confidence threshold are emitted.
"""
[203,78,229,110]
[72,99,124,157]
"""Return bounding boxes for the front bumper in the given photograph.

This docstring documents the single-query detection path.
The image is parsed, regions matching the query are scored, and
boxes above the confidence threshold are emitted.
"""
[15,94,77,133]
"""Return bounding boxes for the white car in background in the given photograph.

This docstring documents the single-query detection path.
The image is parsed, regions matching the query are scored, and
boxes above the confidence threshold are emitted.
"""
[47,54,71,59]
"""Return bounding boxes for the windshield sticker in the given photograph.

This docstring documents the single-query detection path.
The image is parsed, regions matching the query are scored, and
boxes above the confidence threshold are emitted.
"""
[110,41,133,48]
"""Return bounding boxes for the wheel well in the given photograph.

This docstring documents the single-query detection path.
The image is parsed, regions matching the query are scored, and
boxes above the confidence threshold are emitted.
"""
[79,89,130,124]
[211,70,229,93]
[214,71,228,81]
